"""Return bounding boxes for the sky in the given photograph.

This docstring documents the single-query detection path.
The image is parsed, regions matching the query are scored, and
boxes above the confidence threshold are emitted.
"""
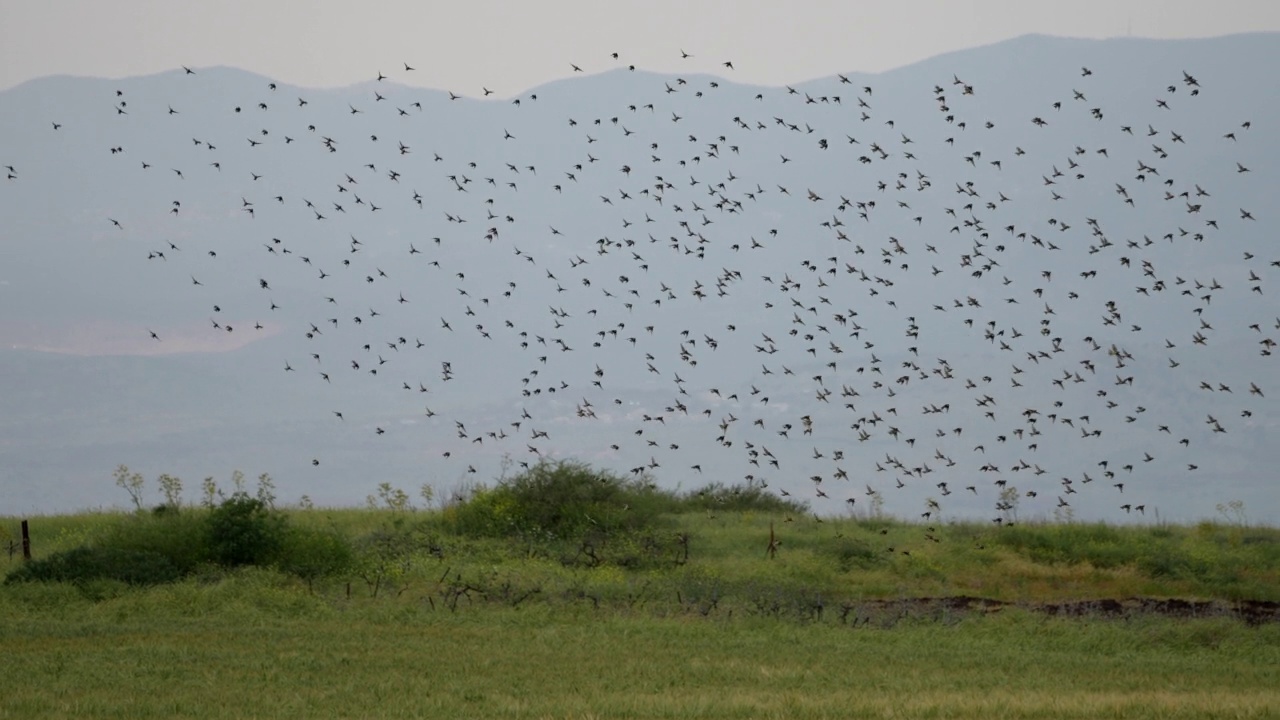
[3,0,1279,95]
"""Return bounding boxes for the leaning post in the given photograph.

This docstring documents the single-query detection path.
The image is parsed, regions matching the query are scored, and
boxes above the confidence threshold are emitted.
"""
[21,519,31,561]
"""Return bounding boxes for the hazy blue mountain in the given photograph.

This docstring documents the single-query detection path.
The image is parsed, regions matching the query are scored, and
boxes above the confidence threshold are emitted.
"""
[1,33,1277,522]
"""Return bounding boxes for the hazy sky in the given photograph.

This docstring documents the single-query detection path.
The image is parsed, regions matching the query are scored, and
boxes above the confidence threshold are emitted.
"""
[3,0,1278,95]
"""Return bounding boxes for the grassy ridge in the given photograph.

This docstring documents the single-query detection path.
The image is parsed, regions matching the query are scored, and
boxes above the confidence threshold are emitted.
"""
[3,492,1279,719]
[5,506,1280,605]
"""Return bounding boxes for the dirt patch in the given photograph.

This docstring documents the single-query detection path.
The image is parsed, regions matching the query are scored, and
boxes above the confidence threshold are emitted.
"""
[836,596,1280,626]
[1039,597,1280,626]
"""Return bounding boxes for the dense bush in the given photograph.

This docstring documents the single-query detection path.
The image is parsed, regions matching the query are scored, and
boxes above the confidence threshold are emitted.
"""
[438,461,810,571]
[5,491,354,589]
[278,525,356,589]
[446,460,805,542]
[679,481,808,514]
[98,507,211,575]
[5,546,181,586]
[351,520,438,597]
[206,493,287,567]
[446,460,682,539]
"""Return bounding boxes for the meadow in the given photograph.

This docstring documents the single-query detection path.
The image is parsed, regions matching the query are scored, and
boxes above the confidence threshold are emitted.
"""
[2,464,1278,718]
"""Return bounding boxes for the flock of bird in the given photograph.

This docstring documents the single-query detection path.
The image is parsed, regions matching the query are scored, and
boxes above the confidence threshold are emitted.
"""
[6,45,1274,523]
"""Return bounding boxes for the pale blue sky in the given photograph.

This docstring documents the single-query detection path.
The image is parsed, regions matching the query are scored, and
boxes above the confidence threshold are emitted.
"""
[2,0,1278,94]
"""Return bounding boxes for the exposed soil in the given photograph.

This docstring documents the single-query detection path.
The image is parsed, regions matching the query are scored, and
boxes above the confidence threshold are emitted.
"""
[837,596,1280,626]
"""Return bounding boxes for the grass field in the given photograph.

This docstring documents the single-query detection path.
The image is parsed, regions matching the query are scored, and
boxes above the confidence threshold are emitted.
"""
[3,494,1279,718]
[1,580,1277,719]
[8,503,1279,605]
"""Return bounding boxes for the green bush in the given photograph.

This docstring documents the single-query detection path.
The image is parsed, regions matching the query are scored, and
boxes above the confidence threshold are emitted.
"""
[4,483,362,590]
[99,509,211,575]
[447,485,521,538]
[448,462,808,543]
[353,521,426,597]
[278,525,355,588]
[440,462,811,573]
[680,482,809,514]
[554,528,682,570]
[206,493,287,568]
[4,546,181,586]
[448,460,680,540]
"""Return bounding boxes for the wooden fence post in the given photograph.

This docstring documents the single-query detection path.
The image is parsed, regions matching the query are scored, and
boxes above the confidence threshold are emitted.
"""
[21,519,31,561]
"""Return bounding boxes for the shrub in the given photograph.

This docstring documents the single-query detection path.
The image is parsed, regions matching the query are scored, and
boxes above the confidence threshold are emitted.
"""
[449,460,679,540]
[6,471,364,590]
[278,525,355,589]
[557,528,681,570]
[99,509,211,575]
[206,493,287,567]
[4,546,181,586]
[446,485,521,538]
[354,521,423,597]
[680,481,808,514]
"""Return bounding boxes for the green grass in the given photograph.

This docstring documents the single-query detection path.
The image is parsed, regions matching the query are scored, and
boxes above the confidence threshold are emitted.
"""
[0,577,1276,719]
[6,508,1280,606]
[3,509,1279,718]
